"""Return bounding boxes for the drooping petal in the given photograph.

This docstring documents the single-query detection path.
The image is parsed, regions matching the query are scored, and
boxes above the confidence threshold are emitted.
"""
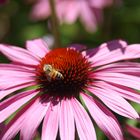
[57,1,80,24]
[80,2,97,32]
[90,44,140,66]
[0,64,36,89]
[0,81,36,100]
[90,0,113,8]
[0,63,36,90]
[0,68,35,77]
[81,93,123,140]
[26,39,49,58]
[84,40,127,66]
[0,45,39,65]
[0,63,35,71]
[0,90,39,123]
[71,98,96,140]
[94,71,140,90]
[124,44,140,59]
[0,97,38,140]
[20,96,49,140]
[95,62,140,73]
[42,102,60,140]
[0,77,35,89]
[88,87,139,119]
[126,124,140,138]
[59,99,75,140]
[94,81,140,105]
[30,0,50,20]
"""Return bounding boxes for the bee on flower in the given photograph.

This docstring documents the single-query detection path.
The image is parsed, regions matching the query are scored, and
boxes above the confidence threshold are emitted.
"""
[43,64,64,81]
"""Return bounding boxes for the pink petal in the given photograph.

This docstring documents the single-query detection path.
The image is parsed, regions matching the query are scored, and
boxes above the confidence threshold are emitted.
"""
[95,62,140,73]
[0,44,39,65]
[96,62,139,74]
[85,40,128,66]
[30,0,50,20]
[0,63,35,71]
[93,44,140,66]
[0,68,35,77]
[99,61,140,69]
[0,77,35,89]
[71,98,96,140]
[80,2,97,32]
[0,90,39,123]
[94,81,140,105]
[125,44,140,59]
[81,93,123,140]
[20,96,49,140]
[88,87,139,119]
[94,72,140,90]
[59,99,75,140]
[86,40,127,58]
[0,97,38,140]
[42,102,60,140]
[126,124,140,138]
[26,38,49,58]
[0,81,36,100]
[57,1,80,23]
[90,0,113,8]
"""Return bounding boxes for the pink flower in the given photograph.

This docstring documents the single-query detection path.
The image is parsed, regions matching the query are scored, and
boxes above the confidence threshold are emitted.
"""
[1,39,140,140]
[126,124,140,139]
[30,0,113,32]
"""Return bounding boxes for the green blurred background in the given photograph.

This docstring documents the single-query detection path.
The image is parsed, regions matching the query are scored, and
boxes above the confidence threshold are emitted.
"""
[0,0,140,139]
[0,0,140,47]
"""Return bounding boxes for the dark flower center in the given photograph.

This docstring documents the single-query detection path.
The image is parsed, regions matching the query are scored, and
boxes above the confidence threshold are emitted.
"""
[36,48,92,98]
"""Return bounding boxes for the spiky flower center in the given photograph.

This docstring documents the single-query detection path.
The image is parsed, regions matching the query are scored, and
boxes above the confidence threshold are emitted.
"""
[36,48,92,98]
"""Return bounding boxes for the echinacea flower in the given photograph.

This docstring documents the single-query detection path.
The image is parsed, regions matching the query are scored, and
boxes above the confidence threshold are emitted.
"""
[30,0,113,32]
[126,124,140,139]
[1,39,140,140]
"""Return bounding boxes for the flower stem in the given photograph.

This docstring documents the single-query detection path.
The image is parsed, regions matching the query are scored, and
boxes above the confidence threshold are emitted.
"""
[49,0,61,48]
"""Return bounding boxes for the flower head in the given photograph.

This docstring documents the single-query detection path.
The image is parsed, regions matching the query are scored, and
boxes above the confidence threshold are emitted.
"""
[30,0,113,32]
[1,39,140,140]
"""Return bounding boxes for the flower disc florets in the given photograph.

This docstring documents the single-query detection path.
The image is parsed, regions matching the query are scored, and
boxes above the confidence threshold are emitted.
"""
[36,48,92,98]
